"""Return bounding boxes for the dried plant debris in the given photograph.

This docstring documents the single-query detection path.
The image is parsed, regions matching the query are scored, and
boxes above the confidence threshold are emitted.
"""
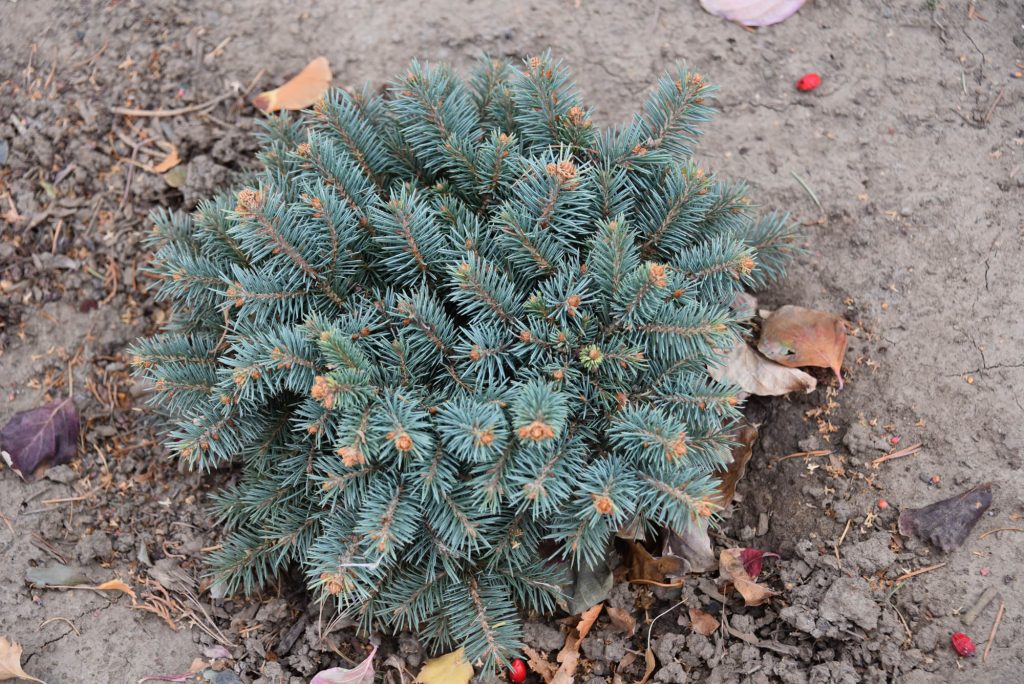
[0,398,79,481]
[712,422,758,508]
[758,305,848,388]
[710,340,817,396]
[251,56,331,112]
[699,0,807,27]
[311,644,376,684]
[898,482,994,552]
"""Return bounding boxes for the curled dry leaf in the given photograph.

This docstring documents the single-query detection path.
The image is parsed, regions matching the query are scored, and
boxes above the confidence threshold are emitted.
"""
[738,548,780,579]
[150,142,180,174]
[662,520,715,574]
[709,341,817,397]
[311,644,376,684]
[0,636,45,683]
[718,547,777,606]
[605,606,636,636]
[550,604,603,684]
[699,0,807,27]
[638,648,656,684]
[0,398,79,481]
[758,305,848,388]
[252,56,331,113]
[415,647,473,684]
[688,607,721,636]
[711,422,758,508]
[521,645,558,684]
[94,579,137,599]
[626,541,687,584]
[898,482,994,553]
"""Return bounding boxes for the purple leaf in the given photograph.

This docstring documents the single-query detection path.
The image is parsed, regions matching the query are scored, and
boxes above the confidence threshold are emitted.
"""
[311,645,376,684]
[739,548,780,578]
[898,482,994,553]
[0,398,79,481]
[699,0,807,27]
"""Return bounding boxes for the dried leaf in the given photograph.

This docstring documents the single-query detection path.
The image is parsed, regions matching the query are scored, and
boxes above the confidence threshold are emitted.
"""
[711,423,758,508]
[662,520,715,574]
[638,648,655,684]
[898,483,994,553]
[563,556,612,615]
[150,142,180,174]
[709,342,816,397]
[738,548,779,579]
[94,579,137,599]
[688,607,720,636]
[521,645,558,684]
[252,57,331,113]
[627,541,688,583]
[551,604,603,684]
[0,637,45,683]
[758,305,848,388]
[699,0,807,27]
[312,644,376,684]
[25,564,89,588]
[605,606,636,636]
[0,398,79,481]
[202,645,232,661]
[415,647,472,684]
[718,547,777,606]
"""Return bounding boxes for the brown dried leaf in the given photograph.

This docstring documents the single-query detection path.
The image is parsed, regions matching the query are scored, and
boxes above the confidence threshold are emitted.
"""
[709,341,817,397]
[95,579,137,599]
[521,645,558,684]
[252,57,331,113]
[576,602,603,640]
[758,305,848,388]
[605,606,636,636]
[638,648,656,684]
[718,547,777,606]
[551,604,603,684]
[150,142,180,174]
[0,637,45,683]
[898,482,994,552]
[627,541,687,584]
[688,607,720,636]
[662,520,716,574]
[711,423,758,508]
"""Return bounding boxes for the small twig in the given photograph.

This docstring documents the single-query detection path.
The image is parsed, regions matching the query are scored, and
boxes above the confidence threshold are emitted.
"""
[39,616,80,636]
[40,490,95,506]
[982,600,1005,662]
[646,598,687,651]
[773,449,832,463]
[791,171,825,217]
[893,562,946,583]
[963,587,999,626]
[834,518,853,565]
[240,68,266,100]
[870,442,923,467]
[110,91,234,118]
[887,597,913,640]
[628,579,685,589]
[979,527,1024,540]
[983,86,1006,125]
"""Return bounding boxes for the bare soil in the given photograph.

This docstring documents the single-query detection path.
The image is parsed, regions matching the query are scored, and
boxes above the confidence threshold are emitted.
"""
[1,1,1022,683]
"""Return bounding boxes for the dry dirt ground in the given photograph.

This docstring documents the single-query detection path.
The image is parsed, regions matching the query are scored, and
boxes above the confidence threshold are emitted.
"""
[1,1,1022,683]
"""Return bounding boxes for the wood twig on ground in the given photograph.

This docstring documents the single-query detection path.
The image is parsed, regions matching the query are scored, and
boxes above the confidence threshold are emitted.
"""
[979,527,1024,540]
[893,562,946,583]
[983,600,1005,662]
[963,587,999,626]
[790,171,826,217]
[39,616,81,636]
[870,442,923,467]
[773,449,832,463]
[110,91,234,118]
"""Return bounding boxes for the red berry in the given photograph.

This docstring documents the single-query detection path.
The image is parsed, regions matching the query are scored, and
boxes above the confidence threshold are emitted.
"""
[951,632,976,657]
[509,658,527,683]
[795,73,822,92]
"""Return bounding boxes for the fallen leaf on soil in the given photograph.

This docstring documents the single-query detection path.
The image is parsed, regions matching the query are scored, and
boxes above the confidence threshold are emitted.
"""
[718,548,777,606]
[638,648,655,684]
[202,645,232,660]
[563,556,613,614]
[605,606,636,636]
[626,541,687,584]
[688,607,720,636]
[415,647,472,684]
[0,637,45,683]
[898,482,994,553]
[150,142,180,174]
[25,564,89,588]
[0,398,79,481]
[758,305,848,388]
[738,548,780,579]
[312,644,376,684]
[699,0,807,27]
[709,341,817,397]
[551,604,603,684]
[521,645,558,683]
[711,422,758,508]
[662,520,715,574]
[94,579,137,599]
[252,56,331,112]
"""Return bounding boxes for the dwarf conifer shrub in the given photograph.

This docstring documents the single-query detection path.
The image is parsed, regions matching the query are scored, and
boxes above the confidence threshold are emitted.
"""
[133,53,795,671]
